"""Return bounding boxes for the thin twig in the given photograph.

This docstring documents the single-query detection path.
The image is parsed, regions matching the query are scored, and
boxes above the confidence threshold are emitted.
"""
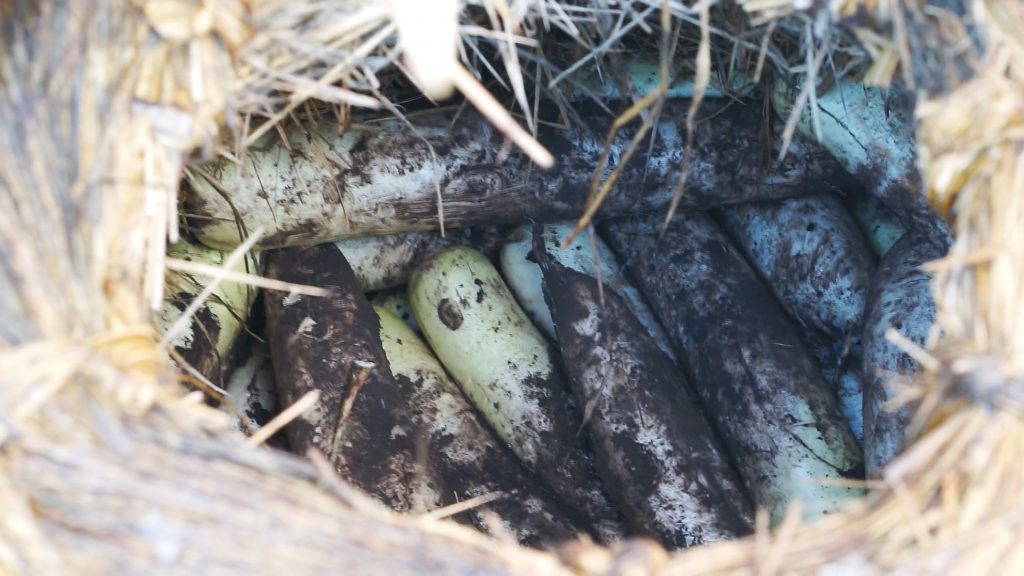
[165,258,332,297]
[247,390,321,447]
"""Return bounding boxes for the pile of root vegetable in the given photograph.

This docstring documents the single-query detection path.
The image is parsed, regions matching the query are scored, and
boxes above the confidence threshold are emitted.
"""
[164,67,950,551]
[5,0,1024,574]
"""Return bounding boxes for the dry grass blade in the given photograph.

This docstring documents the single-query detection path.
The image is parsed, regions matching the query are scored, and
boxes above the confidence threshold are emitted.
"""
[564,3,674,246]
[775,27,830,163]
[480,0,537,134]
[563,90,664,246]
[246,390,321,447]
[451,63,554,168]
[168,347,230,402]
[420,493,505,522]
[660,0,711,232]
[164,258,332,298]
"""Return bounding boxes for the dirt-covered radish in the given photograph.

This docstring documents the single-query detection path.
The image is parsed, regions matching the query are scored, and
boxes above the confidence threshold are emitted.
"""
[532,227,753,548]
[862,228,949,477]
[602,214,864,524]
[156,239,258,387]
[374,304,581,548]
[184,101,854,250]
[499,222,674,360]
[717,193,875,445]
[264,243,441,515]
[718,193,876,342]
[338,226,506,291]
[773,77,939,232]
[408,246,624,543]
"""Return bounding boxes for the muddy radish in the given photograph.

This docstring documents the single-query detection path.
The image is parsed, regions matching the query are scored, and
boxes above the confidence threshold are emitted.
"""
[718,193,876,444]
[156,239,258,387]
[533,226,753,548]
[184,101,853,250]
[602,214,864,524]
[862,228,949,477]
[264,243,441,514]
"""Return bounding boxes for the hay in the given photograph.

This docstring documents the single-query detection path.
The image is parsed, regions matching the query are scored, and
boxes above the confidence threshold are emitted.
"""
[2,0,1023,574]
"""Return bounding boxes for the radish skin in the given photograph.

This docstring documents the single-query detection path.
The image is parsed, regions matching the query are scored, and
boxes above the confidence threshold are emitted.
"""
[338,226,505,291]
[848,190,908,257]
[808,336,867,446]
[371,290,420,333]
[184,101,854,250]
[773,77,940,233]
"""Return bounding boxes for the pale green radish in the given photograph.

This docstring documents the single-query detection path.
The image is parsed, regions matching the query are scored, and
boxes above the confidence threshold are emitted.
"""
[848,190,908,257]
[773,77,916,198]
[772,76,946,235]
[156,239,258,386]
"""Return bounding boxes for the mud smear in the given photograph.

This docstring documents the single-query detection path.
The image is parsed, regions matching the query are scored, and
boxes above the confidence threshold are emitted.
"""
[167,294,222,374]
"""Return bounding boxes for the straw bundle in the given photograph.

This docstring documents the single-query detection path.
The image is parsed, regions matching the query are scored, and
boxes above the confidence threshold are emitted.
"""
[1,0,1022,574]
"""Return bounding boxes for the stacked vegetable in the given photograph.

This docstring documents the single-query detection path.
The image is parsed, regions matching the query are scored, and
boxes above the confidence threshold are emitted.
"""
[160,78,950,551]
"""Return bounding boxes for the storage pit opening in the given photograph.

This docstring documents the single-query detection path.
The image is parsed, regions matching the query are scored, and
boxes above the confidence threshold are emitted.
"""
[163,25,951,553]
[6,0,1024,573]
